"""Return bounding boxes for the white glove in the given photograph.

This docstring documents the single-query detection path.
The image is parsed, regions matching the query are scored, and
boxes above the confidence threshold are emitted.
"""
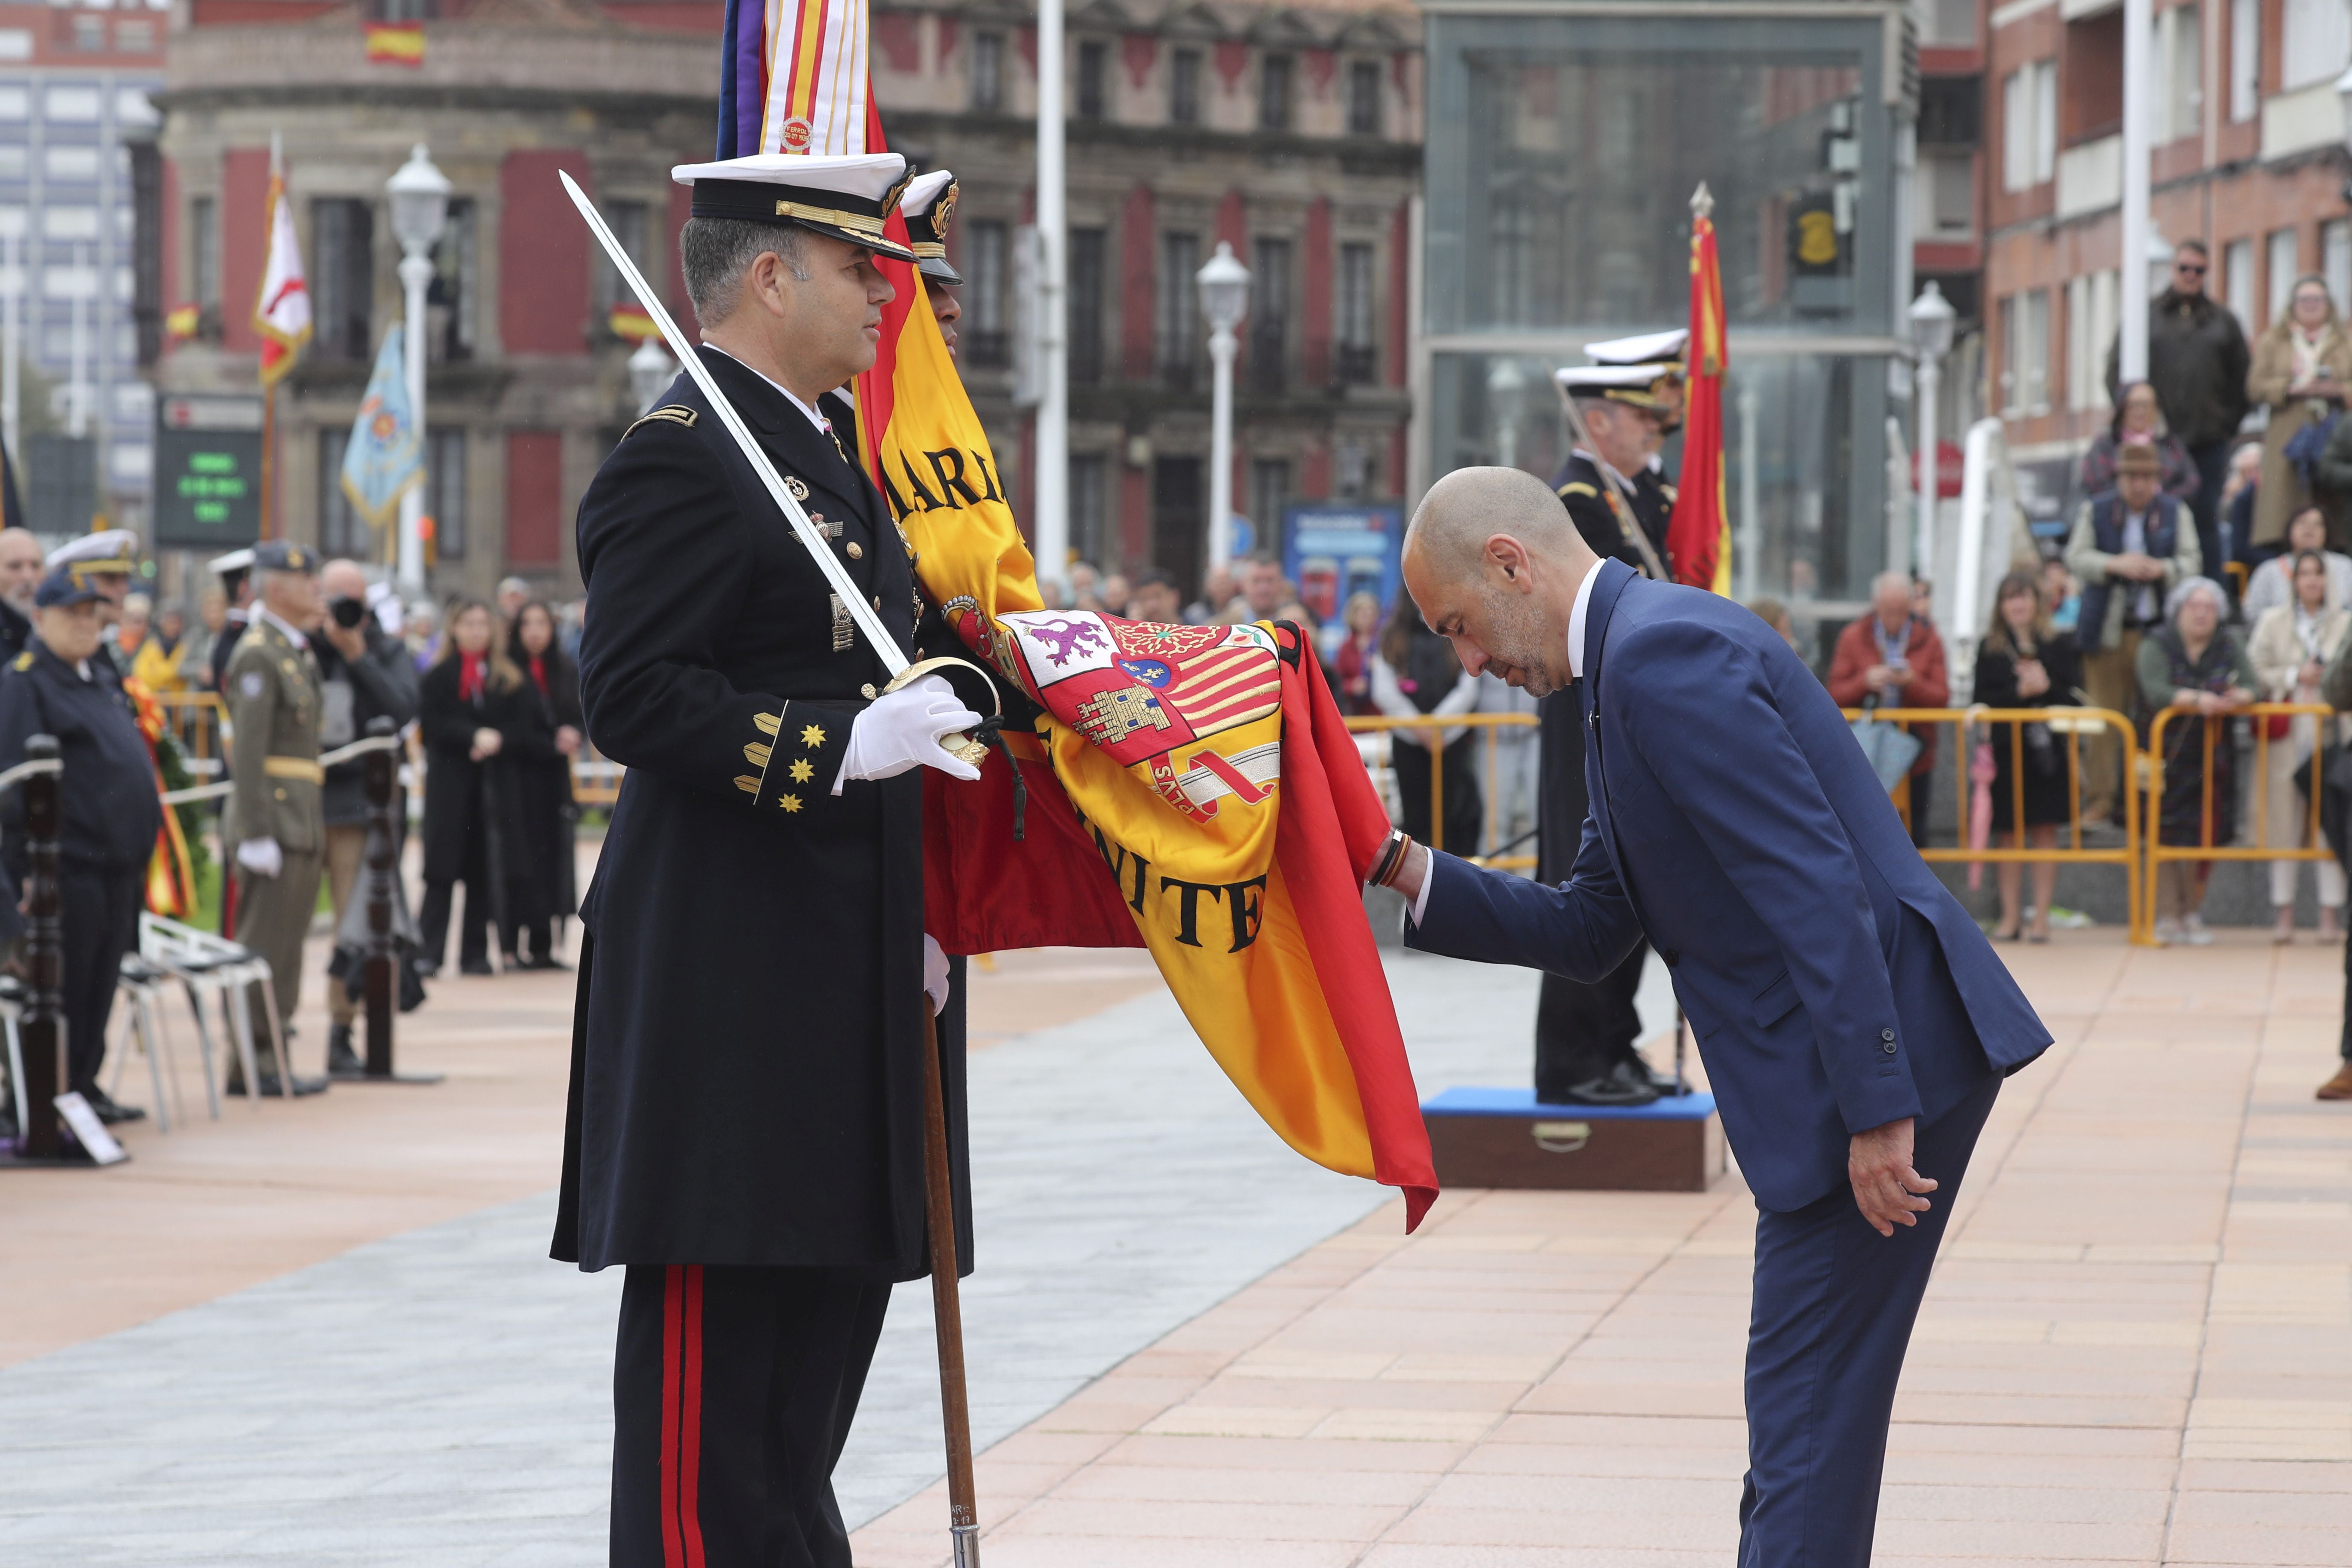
[236,837,282,878]
[833,674,984,793]
[923,933,951,1017]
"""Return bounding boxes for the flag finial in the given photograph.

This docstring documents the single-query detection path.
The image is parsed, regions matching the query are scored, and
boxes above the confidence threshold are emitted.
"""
[1690,181,1714,221]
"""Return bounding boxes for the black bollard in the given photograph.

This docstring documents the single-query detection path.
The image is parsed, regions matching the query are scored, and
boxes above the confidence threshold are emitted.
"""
[353,720,439,1086]
[15,736,65,1160]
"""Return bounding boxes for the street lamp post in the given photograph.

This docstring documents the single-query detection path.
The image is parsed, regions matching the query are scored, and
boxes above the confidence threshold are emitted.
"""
[1909,280,1956,582]
[386,143,450,600]
[2119,0,2152,382]
[629,337,676,415]
[1195,241,1250,576]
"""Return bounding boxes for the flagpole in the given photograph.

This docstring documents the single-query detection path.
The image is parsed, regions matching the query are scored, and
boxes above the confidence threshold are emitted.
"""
[1032,0,1069,597]
[260,130,281,542]
[260,382,275,540]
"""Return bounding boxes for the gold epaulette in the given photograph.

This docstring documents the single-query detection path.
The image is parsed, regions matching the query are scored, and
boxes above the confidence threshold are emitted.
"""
[622,405,699,441]
[1558,481,1599,499]
[9,652,30,671]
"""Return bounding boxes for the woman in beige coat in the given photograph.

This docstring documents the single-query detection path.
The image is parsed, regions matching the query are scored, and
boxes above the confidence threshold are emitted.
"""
[2248,277,2352,551]
[2248,549,2352,939]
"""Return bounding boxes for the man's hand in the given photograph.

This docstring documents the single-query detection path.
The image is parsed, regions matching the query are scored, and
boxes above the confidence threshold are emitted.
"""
[1390,839,1431,906]
[835,675,984,792]
[555,724,583,756]
[236,837,283,878]
[1864,663,1894,694]
[322,619,367,664]
[922,934,950,1016]
[1850,1117,1935,1237]
[470,726,504,762]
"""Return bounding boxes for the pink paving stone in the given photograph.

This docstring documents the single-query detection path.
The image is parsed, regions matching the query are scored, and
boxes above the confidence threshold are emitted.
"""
[850,943,2352,1567]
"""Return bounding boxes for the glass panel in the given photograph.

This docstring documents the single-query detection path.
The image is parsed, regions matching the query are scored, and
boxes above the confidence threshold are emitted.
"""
[1427,16,1883,334]
[1430,350,1884,605]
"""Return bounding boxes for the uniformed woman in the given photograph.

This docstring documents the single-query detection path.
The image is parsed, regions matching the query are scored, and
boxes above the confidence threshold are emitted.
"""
[0,567,163,1123]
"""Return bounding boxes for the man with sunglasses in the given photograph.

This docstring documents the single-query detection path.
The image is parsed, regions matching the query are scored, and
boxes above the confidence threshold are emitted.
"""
[2110,240,2251,596]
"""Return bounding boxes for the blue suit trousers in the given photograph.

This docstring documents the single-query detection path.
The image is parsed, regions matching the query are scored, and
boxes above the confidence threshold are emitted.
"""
[1740,1074,2000,1566]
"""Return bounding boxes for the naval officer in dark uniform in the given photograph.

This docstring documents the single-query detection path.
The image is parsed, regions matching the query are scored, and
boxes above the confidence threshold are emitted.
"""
[0,566,162,1123]
[554,148,983,1568]
[1531,361,1683,1105]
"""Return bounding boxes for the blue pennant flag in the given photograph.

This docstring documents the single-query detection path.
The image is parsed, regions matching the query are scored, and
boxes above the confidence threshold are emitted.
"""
[339,324,420,533]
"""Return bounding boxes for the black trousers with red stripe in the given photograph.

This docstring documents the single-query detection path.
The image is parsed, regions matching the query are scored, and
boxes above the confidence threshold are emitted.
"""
[612,1264,893,1568]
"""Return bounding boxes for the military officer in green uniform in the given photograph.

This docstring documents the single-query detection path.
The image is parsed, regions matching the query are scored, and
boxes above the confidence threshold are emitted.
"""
[223,540,329,1096]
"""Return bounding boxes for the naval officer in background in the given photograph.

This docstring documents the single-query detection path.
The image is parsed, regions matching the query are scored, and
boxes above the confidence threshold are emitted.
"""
[554,149,984,1568]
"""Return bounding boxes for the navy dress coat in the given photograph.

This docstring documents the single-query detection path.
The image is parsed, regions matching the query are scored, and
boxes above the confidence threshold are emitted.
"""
[1409,560,2051,1212]
[553,346,970,1277]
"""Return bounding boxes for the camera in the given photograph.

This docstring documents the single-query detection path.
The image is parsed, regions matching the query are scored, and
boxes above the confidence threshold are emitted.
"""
[330,596,367,629]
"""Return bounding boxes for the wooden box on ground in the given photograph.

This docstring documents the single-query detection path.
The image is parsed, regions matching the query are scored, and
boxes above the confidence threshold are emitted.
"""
[1421,1087,1725,1193]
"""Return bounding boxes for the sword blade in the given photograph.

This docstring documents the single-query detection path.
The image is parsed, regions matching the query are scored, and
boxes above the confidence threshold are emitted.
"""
[558,171,909,677]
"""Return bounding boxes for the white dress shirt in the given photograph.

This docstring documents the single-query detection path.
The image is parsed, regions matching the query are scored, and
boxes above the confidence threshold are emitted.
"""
[1409,556,1603,925]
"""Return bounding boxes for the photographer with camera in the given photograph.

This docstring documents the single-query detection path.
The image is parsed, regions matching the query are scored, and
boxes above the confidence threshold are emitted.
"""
[315,559,420,1076]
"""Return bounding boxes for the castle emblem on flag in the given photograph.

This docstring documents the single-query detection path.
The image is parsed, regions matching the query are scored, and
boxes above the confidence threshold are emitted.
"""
[1073,686,1171,747]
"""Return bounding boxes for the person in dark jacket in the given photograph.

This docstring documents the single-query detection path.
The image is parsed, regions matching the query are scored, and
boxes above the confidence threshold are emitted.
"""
[416,598,521,977]
[315,559,420,1073]
[1368,595,1483,854]
[0,568,164,1124]
[2109,241,2254,597]
[2078,381,2199,507]
[499,599,582,969]
[1972,572,2082,942]
[0,526,43,664]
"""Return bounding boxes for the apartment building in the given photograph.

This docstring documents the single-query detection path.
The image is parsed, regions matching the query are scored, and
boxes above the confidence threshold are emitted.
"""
[1985,0,2352,517]
[0,0,165,535]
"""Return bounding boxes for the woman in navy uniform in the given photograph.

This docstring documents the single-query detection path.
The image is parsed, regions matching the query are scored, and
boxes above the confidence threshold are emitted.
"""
[0,567,162,1123]
[554,149,983,1568]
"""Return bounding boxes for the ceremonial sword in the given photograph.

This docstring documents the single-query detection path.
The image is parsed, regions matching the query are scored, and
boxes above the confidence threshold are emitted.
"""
[558,172,989,768]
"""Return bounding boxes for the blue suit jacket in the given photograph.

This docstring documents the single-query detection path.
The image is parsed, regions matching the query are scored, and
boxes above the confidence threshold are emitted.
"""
[1408,560,2049,1211]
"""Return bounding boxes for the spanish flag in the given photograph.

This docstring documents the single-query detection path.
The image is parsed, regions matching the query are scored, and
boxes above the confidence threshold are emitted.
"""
[1666,185,1731,595]
[364,22,426,66]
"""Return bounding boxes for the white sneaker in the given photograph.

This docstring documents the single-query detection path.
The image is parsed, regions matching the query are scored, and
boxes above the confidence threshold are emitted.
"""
[2181,914,2215,946]
[2154,917,2184,945]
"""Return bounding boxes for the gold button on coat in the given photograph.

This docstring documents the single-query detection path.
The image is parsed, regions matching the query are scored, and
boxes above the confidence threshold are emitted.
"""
[846,542,863,559]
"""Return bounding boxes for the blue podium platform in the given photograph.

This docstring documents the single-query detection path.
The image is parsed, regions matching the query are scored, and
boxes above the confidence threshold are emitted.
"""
[1421,1085,1726,1192]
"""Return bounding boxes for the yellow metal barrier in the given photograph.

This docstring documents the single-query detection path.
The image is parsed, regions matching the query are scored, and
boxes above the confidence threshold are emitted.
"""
[2141,701,2334,942]
[1343,711,1541,866]
[572,740,623,808]
[2225,560,2250,602]
[1849,705,2144,938]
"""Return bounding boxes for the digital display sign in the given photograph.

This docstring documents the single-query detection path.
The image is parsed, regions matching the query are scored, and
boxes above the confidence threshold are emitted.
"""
[153,395,264,549]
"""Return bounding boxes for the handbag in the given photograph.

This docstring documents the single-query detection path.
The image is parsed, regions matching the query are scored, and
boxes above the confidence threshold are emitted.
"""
[1849,697,1922,796]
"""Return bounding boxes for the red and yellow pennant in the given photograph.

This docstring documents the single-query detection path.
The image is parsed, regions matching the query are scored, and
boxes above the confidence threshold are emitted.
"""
[1666,195,1730,595]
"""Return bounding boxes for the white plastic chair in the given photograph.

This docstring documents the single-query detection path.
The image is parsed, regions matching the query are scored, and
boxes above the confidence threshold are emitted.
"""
[137,913,289,1103]
[107,954,191,1130]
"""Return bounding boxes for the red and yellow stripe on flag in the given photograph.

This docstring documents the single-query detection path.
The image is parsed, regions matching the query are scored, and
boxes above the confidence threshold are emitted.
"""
[363,22,426,66]
[1666,199,1731,594]
[860,119,1435,1228]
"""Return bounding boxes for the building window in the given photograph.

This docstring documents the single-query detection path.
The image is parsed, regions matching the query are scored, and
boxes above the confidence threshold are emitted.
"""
[2225,236,2257,340]
[1336,242,1376,384]
[370,0,436,17]
[2230,0,2260,122]
[1260,55,1292,132]
[318,428,365,558]
[1917,153,1972,239]
[972,31,1004,113]
[1347,60,1382,136]
[2000,290,2049,413]
[1069,226,1106,385]
[70,14,105,51]
[2268,227,2301,328]
[1170,48,1201,126]
[189,195,219,312]
[2066,269,2119,412]
[429,426,465,560]
[596,198,648,315]
[430,196,476,362]
[2284,0,2352,92]
[117,19,154,50]
[1069,452,1108,565]
[1078,39,1108,120]
[131,140,161,366]
[964,219,1008,367]
[311,197,374,361]
[2154,4,2201,144]
[1156,230,1199,387]
[1249,236,1290,394]
[2000,60,2056,191]
[1250,458,1289,544]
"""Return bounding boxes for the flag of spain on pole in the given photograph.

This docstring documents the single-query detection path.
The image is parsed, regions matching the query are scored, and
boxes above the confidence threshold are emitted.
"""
[1666,183,1730,596]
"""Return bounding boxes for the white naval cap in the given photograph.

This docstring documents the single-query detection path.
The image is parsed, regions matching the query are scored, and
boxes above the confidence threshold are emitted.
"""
[208,547,256,576]
[45,527,138,574]
[670,152,918,263]
[1582,328,1689,368]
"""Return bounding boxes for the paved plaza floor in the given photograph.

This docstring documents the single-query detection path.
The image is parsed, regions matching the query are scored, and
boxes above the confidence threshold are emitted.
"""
[0,871,2347,1565]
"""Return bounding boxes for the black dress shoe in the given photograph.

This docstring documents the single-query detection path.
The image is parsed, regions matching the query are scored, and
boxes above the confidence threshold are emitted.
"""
[524,953,570,971]
[459,958,495,976]
[228,1073,330,1097]
[1559,1059,1664,1108]
[326,1024,364,1079]
[414,959,441,979]
[81,1087,147,1124]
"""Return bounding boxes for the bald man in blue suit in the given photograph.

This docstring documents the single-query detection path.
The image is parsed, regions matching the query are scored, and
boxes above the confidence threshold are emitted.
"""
[1384,468,2050,1566]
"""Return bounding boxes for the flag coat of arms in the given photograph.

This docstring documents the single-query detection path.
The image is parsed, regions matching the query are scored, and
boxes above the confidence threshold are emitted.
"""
[714,0,1437,1225]
[339,325,420,531]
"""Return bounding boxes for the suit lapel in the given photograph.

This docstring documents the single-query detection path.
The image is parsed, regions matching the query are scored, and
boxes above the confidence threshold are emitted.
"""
[1580,560,1636,873]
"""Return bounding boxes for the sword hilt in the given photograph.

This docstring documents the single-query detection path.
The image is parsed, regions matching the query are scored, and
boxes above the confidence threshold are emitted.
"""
[881,654,1002,771]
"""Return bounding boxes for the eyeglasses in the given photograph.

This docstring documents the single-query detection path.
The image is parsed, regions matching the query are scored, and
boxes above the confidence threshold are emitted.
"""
[2175,262,2208,276]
